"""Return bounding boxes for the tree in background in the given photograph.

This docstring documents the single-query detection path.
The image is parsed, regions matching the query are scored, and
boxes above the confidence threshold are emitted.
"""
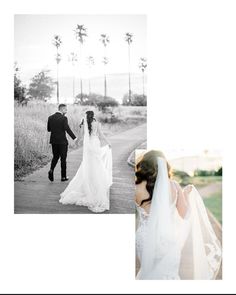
[75,24,88,102]
[216,167,222,176]
[102,56,109,99]
[139,57,147,99]
[28,70,54,101]
[100,34,110,99]
[14,63,27,105]
[68,52,78,101]
[87,56,95,97]
[125,32,133,104]
[52,35,62,104]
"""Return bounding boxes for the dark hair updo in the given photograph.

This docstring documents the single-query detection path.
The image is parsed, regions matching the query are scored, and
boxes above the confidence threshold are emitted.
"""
[135,150,172,207]
[79,110,96,135]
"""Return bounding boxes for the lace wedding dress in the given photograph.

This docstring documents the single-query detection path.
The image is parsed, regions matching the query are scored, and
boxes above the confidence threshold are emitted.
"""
[59,117,112,213]
[136,157,221,280]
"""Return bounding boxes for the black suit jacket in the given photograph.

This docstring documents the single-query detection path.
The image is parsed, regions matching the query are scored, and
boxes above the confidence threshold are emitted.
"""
[47,112,76,144]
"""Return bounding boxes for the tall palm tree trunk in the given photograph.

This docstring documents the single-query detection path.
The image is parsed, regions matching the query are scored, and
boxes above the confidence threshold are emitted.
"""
[56,48,59,104]
[80,78,83,102]
[89,79,91,96]
[142,71,145,98]
[104,73,107,99]
[80,43,83,103]
[128,45,131,104]
[73,72,75,100]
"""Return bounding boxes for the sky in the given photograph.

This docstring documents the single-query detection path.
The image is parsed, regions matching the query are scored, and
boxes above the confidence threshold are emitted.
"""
[14,15,147,85]
[135,148,222,175]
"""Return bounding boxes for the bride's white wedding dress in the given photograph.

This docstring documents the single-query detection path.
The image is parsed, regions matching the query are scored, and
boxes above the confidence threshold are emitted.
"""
[136,157,222,280]
[59,118,112,213]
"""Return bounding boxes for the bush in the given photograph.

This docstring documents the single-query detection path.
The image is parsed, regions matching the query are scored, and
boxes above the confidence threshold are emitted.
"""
[194,169,217,177]
[75,93,119,112]
[122,93,147,106]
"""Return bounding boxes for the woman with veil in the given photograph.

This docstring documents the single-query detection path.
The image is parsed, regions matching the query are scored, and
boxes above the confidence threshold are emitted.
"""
[59,110,112,213]
[135,150,221,279]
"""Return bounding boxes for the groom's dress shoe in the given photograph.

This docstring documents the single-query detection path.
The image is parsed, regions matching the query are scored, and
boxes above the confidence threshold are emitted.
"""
[61,177,69,182]
[48,170,54,182]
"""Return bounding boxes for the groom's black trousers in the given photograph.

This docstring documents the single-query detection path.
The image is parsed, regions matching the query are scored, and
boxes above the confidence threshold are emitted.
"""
[50,144,68,178]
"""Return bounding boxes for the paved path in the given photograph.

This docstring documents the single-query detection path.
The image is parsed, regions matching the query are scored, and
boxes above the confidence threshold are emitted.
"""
[14,124,147,214]
[198,182,222,198]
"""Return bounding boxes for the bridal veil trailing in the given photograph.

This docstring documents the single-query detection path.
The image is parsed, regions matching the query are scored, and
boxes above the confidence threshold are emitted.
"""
[136,157,221,280]
[59,113,112,213]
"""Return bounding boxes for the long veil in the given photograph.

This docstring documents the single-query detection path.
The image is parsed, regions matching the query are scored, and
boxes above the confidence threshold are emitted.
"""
[138,157,176,279]
[179,186,222,279]
[137,156,222,280]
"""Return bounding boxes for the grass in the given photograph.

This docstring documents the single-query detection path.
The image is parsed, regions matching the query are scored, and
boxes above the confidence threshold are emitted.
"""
[203,192,222,224]
[174,175,222,187]
[14,101,146,179]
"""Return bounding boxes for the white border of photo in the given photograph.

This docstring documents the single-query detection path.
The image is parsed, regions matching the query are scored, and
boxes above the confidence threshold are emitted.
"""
[1,0,236,293]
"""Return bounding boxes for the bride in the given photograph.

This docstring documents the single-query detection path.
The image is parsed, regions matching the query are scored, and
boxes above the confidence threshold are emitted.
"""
[59,110,112,213]
[135,150,222,280]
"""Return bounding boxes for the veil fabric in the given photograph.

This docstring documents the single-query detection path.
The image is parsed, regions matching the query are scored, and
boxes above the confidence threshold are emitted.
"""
[59,114,112,213]
[137,156,221,280]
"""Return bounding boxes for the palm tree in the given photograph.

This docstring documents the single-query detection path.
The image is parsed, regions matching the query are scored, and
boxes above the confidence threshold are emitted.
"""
[74,24,87,102]
[100,34,110,99]
[87,56,95,96]
[125,32,133,104]
[139,57,147,98]
[52,35,62,104]
[102,57,109,99]
[68,52,78,101]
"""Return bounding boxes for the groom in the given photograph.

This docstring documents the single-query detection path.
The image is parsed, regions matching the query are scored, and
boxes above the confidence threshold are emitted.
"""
[47,104,77,182]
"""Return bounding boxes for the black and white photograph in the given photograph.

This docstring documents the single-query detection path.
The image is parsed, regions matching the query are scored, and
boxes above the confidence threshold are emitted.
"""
[14,14,147,214]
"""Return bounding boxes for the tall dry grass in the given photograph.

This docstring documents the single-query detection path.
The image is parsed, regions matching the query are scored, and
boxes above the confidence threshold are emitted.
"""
[15,101,146,179]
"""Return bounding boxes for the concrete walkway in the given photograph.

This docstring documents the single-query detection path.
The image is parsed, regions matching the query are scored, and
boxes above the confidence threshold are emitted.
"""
[198,182,222,198]
[14,124,147,214]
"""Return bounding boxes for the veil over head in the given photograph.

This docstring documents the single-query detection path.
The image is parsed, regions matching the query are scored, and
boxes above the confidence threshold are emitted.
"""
[137,156,222,280]
[138,156,176,279]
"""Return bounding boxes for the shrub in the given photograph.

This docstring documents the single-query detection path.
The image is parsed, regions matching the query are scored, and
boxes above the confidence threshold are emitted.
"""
[122,92,147,106]
[75,93,119,112]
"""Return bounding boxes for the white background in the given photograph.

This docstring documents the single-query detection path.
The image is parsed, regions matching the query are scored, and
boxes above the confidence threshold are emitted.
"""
[1,0,236,293]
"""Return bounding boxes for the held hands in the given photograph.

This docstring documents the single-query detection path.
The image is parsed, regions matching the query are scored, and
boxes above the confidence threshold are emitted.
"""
[73,138,79,147]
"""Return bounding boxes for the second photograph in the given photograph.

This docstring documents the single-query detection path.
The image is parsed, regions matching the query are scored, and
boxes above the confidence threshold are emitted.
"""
[134,149,222,280]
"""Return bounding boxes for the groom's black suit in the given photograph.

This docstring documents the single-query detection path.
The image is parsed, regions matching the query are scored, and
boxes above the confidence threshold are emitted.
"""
[47,112,76,178]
